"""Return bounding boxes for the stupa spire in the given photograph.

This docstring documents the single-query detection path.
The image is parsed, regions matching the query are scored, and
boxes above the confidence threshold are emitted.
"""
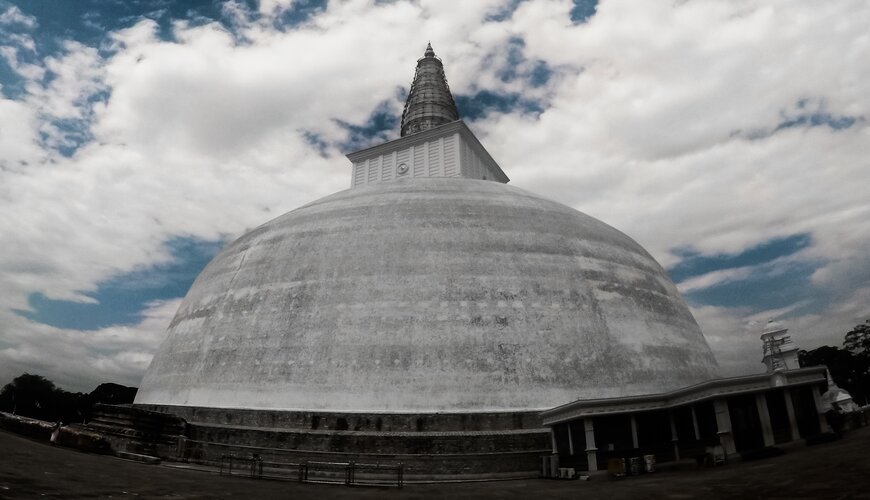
[400,43,460,137]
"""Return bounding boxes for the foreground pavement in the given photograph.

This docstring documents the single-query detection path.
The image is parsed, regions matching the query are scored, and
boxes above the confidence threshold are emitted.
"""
[1,427,870,499]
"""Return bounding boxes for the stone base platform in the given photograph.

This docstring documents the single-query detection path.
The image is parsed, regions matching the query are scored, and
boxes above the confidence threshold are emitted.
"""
[131,404,550,480]
[86,404,185,458]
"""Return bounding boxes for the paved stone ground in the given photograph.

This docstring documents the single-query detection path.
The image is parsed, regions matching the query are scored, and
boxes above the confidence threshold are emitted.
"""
[2,427,870,499]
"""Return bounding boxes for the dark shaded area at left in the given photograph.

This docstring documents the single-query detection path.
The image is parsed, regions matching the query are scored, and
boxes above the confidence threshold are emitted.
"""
[0,373,136,424]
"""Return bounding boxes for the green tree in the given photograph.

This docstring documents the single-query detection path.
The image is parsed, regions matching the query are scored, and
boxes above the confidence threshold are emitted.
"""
[844,320,870,357]
[1,374,137,423]
[799,320,870,406]
[0,373,60,421]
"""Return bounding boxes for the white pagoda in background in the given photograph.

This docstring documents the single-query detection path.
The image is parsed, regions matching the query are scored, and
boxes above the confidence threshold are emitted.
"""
[761,320,800,372]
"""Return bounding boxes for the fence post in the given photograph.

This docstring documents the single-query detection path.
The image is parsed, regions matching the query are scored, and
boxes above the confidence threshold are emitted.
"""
[250,454,262,479]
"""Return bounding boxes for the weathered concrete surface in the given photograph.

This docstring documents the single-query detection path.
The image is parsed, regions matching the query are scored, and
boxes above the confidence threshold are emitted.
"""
[136,177,718,412]
[3,427,870,499]
[137,405,543,432]
[129,405,549,477]
[85,404,185,458]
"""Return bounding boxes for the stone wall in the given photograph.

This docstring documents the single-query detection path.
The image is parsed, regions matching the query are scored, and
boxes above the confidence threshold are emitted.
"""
[0,412,111,454]
[133,404,549,479]
[86,404,185,457]
[138,404,543,432]
[187,423,547,455]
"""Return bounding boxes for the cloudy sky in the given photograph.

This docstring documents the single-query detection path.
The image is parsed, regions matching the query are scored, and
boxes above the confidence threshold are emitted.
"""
[1,0,868,392]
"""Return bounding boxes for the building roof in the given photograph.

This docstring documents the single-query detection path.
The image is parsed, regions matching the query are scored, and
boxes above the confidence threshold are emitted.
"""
[540,366,827,425]
[761,319,788,337]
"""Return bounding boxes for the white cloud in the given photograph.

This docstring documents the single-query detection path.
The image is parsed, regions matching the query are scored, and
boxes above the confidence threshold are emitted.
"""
[0,299,179,392]
[1,0,869,390]
[0,5,36,29]
[0,41,43,81]
[692,285,870,378]
[677,266,754,294]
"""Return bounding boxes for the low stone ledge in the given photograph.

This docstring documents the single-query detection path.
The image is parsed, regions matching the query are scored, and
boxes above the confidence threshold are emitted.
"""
[0,412,111,454]
[186,422,549,455]
[136,404,543,432]
[116,451,161,465]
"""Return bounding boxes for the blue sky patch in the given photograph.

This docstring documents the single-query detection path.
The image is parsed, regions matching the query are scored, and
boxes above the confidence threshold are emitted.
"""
[46,117,96,157]
[668,233,812,283]
[775,111,859,132]
[767,98,862,135]
[497,37,526,83]
[0,56,26,99]
[7,0,247,50]
[455,90,544,120]
[570,0,597,24]
[485,0,525,22]
[487,37,552,88]
[529,60,552,87]
[272,0,326,30]
[334,100,399,152]
[669,233,824,313]
[16,236,224,330]
[301,130,329,157]
[683,259,823,312]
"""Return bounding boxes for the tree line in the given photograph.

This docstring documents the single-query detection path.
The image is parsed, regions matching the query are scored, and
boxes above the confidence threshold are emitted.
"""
[0,373,137,424]
[799,319,870,405]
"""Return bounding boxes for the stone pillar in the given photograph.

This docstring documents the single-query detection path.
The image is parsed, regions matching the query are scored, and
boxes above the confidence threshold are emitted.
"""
[782,388,801,441]
[755,393,775,447]
[568,422,575,455]
[669,411,680,461]
[691,406,701,440]
[176,435,187,458]
[811,384,832,433]
[630,414,639,449]
[584,419,598,472]
[550,427,558,454]
[713,399,737,456]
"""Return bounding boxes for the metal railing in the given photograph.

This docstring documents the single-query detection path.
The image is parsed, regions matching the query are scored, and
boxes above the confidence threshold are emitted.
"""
[219,454,263,478]
[219,455,403,488]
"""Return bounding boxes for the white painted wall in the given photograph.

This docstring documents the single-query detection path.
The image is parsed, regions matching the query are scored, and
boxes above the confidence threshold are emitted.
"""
[350,125,507,187]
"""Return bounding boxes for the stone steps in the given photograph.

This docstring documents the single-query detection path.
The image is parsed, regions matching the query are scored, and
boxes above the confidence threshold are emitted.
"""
[86,404,186,459]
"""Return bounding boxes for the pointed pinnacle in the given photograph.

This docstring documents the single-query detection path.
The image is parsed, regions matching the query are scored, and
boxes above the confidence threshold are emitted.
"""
[400,42,459,136]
